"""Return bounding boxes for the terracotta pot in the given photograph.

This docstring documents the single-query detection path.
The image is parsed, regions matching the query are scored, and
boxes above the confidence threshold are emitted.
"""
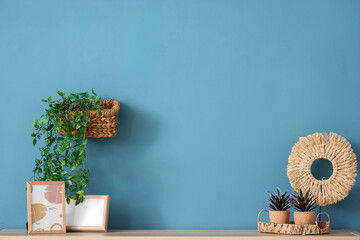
[294,211,315,225]
[269,210,290,224]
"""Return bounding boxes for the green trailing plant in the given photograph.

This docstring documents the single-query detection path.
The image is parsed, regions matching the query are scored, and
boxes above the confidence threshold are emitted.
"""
[30,90,102,205]
[291,189,317,212]
[267,188,291,211]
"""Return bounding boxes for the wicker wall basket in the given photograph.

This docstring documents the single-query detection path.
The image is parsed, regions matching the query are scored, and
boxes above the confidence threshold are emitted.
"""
[86,99,120,138]
[59,99,120,138]
[258,210,330,235]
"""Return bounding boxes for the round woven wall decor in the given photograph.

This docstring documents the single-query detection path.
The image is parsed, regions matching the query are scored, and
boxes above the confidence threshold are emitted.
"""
[287,132,357,206]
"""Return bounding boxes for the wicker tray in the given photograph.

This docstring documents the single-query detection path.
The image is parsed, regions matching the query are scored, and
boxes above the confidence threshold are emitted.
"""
[258,210,330,235]
[59,99,120,138]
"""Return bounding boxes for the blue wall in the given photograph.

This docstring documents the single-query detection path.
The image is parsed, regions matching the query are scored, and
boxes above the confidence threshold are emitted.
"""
[0,0,359,230]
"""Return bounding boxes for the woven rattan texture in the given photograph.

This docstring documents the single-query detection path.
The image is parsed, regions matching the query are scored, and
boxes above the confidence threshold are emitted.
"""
[258,211,330,235]
[86,99,119,138]
[59,99,120,138]
[287,132,357,206]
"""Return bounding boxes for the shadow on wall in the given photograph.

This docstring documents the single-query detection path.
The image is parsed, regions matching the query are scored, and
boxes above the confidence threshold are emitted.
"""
[324,138,360,230]
[86,102,164,229]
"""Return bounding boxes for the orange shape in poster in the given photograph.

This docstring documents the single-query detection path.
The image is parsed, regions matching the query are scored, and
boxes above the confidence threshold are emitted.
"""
[31,203,47,223]
[50,223,63,230]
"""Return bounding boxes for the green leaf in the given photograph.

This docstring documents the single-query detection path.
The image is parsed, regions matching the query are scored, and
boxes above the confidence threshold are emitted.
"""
[60,160,66,168]
[57,90,65,96]
[69,195,77,200]
[33,138,37,146]
[76,190,84,196]
[48,96,52,101]
[66,197,70,205]
[30,131,36,137]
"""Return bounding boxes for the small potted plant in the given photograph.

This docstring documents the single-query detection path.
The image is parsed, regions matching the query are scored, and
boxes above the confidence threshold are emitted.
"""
[291,189,317,225]
[267,188,291,224]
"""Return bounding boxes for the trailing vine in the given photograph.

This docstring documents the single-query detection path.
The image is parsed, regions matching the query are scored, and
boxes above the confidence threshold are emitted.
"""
[30,90,102,205]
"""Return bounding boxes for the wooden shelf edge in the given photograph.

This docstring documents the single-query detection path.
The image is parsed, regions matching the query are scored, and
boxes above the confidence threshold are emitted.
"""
[0,229,359,240]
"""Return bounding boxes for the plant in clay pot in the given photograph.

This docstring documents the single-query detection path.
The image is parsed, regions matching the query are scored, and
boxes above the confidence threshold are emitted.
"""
[291,189,317,225]
[267,188,291,224]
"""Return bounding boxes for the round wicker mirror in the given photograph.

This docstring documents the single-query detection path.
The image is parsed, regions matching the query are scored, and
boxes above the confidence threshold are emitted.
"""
[287,132,357,206]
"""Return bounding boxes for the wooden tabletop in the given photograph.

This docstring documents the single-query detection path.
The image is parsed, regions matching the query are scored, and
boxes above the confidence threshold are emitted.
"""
[0,229,359,240]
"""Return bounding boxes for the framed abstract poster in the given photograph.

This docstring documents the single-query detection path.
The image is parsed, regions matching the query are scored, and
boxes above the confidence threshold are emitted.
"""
[66,195,110,232]
[27,181,66,234]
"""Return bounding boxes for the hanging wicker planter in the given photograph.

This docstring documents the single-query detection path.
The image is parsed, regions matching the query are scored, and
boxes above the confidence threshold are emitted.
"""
[86,99,120,138]
[59,99,120,138]
[287,132,357,206]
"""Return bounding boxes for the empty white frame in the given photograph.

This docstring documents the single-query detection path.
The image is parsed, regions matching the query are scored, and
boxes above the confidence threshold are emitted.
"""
[66,195,110,232]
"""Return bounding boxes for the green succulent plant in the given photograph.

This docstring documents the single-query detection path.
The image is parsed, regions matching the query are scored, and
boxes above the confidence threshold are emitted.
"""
[291,189,317,212]
[30,89,102,205]
[267,188,291,211]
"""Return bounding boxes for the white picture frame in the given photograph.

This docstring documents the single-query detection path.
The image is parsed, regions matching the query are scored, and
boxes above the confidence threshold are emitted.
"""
[65,195,110,232]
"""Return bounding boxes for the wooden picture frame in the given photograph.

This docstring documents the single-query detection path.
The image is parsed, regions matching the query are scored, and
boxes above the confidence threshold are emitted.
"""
[66,195,110,232]
[27,181,66,234]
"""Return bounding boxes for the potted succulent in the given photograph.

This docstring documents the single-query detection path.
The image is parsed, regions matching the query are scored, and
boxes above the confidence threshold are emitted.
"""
[267,188,291,224]
[291,189,317,225]
[30,90,102,205]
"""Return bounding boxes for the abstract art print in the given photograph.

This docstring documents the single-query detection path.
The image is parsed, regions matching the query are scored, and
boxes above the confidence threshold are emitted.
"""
[27,181,66,234]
